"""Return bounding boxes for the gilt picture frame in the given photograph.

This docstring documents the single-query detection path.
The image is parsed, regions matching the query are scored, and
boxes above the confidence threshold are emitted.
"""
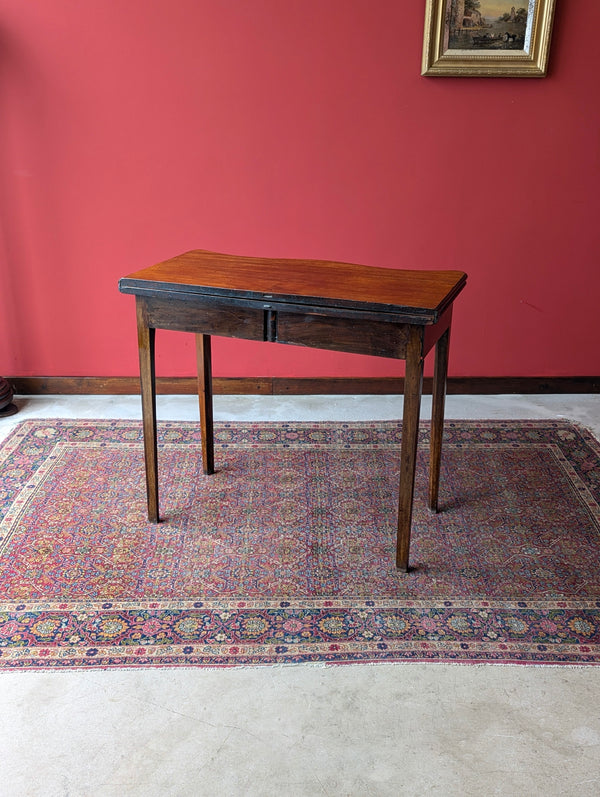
[422,0,557,77]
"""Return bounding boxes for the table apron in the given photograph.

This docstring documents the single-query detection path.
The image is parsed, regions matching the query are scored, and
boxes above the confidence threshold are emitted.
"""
[276,311,410,358]
[139,295,446,360]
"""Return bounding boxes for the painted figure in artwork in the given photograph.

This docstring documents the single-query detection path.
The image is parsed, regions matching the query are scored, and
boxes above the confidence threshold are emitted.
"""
[448,0,529,50]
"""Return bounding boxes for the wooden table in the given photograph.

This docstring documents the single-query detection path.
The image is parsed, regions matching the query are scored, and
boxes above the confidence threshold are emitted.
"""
[119,249,467,571]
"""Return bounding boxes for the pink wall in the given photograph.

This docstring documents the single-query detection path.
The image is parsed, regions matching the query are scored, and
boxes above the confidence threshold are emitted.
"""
[1,1,599,380]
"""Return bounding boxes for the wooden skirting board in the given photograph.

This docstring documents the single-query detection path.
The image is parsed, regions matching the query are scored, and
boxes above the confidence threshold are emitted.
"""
[7,376,600,395]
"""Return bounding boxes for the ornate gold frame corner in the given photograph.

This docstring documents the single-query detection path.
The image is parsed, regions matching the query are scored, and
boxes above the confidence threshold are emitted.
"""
[422,0,557,77]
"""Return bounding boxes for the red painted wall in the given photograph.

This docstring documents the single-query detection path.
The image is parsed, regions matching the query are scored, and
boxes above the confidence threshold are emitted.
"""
[1,1,598,380]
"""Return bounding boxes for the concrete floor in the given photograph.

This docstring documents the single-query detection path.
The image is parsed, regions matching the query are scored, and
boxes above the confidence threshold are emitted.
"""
[0,393,599,797]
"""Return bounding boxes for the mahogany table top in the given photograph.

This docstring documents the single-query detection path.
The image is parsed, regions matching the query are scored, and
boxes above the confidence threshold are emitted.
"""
[120,249,467,324]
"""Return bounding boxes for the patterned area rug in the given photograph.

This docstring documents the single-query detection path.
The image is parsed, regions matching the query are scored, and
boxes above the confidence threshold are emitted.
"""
[0,419,599,669]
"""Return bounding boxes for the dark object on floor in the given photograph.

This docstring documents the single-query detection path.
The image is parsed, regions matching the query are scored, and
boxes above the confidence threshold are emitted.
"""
[0,377,17,417]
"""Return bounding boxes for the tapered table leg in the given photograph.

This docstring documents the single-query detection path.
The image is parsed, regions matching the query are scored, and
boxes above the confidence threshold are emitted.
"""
[429,322,451,512]
[196,333,215,475]
[136,298,159,522]
[396,327,424,572]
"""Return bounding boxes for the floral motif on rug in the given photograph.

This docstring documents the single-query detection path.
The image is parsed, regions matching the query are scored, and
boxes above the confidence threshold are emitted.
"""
[0,419,599,668]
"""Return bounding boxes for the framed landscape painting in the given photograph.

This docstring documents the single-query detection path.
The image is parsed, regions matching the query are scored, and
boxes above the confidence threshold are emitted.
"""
[422,0,557,76]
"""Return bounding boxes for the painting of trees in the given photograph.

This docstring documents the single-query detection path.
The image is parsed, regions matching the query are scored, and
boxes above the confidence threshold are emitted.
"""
[499,7,528,24]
